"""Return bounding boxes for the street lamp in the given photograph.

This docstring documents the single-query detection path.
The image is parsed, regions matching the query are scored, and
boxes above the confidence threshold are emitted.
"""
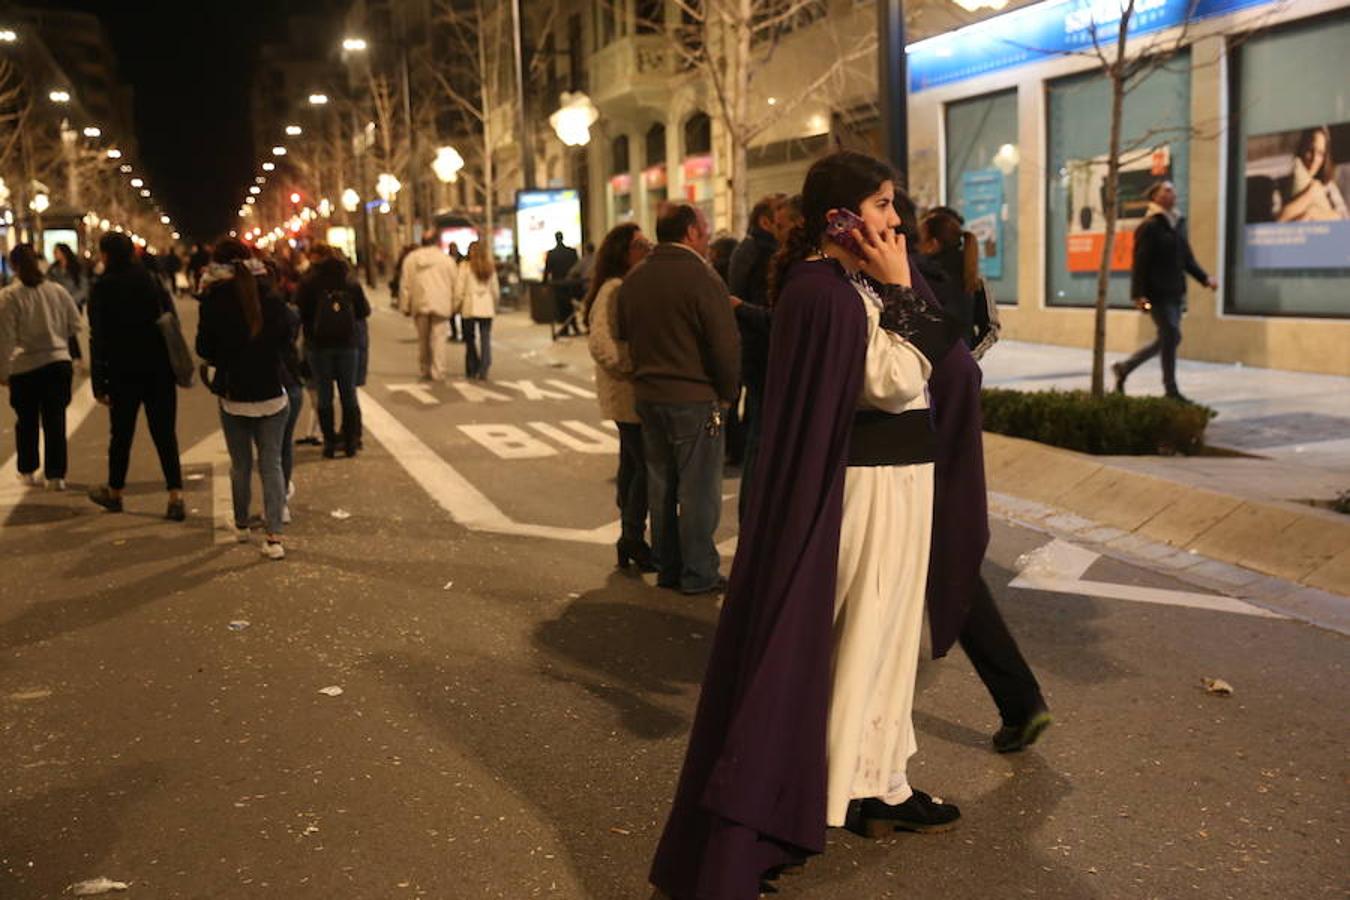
[262,162,275,172]
[431,146,465,183]
[82,126,101,138]
[106,148,122,159]
[119,164,132,174]
[342,37,368,52]
[160,215,171,225]
[271,146,287,157]
[285,124,302,136]
[249,186,261,195]
[255,176,266,184]
[308,93,329,106]
[49,89,70,103]
[0,29,17,43]
[245,196,256,205]
[376,173,401,201]
[130,177,144,188]
[548,93,599,147]
[30,193,50,213]
[139,189,150,198]
[341,188,360,213]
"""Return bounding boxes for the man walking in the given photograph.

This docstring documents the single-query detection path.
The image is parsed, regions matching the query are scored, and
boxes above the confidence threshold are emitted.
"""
[398,230,459,381]
[617,203,740,595]
[544,232,581,337]
[1114,181,1218,402]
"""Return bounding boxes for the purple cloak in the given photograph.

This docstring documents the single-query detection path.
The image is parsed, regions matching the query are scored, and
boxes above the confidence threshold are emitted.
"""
[649,259,868,899]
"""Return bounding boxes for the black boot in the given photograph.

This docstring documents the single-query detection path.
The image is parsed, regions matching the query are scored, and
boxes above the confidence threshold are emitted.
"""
[342,409,362,458]
[318,408,338,459]
[616,537,657,573]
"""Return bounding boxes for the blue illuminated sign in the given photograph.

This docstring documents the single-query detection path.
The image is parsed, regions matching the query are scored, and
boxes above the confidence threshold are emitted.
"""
[908,0,1275,93]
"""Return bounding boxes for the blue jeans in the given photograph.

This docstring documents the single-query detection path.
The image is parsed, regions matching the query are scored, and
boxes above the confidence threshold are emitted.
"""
[636,399,725,593]
[1119,299,1183,395]
[308,347,360,439]
[464,317,493,379]
[281,382,303,486]
[220,405,288,534]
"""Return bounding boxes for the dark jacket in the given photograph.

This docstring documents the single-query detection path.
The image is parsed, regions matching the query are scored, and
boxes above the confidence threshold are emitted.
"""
[1130,212,1209,303]
[88,264,172,396]
[615,243,741,405]
[196,276,289,403]
[295,258,371,349]
[728,226,777,392]
[544,243,578,282]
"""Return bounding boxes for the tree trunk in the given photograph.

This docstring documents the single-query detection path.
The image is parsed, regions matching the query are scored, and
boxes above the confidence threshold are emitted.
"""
[477,0,495,238]
[728,0,752,234]
[1091,8,1134,398]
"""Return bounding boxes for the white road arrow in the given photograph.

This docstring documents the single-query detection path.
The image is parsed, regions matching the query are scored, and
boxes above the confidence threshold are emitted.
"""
[385,382,440,406]
[1010,539,1284,619]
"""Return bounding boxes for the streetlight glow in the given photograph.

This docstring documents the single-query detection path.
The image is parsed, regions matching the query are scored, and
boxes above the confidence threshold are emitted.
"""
[271,146,287,156]
[289,192,301,204]
[308,93,329,106]
[285,124,302,136]
[49,89,70,103]
[130,177,144,188]
[249,186,261,195]
[341,188,360,212]
[139,189,151,197]
[245,196,256,204]
[432,146,465,183]
[548,93,599,148]
[31,193,50,213]
[342,37,368,52]
[255,176,266,184]
[262,162,275,172]
[160,215,171,225]
[106,148,122,159]
[82,126,101,138]
[119,164,133,173]
[0,29,17,43]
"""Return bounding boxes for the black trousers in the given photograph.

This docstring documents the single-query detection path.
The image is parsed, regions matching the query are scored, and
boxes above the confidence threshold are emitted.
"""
[108,371,182,491]
[9,361,73,479]
[1118,299,1183,395]
[615,421,649,545]
[959,575,1045,726]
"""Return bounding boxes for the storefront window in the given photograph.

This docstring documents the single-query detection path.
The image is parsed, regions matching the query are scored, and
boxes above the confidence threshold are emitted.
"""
[1226,12,1350,318]
[1045,57,1191,308]
[944,90,1018,304]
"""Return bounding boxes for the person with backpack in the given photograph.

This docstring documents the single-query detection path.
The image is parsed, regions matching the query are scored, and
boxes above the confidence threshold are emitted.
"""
[87,232,186,520]
[296,243,369,458]
[398,229,459,381]
[0,244,81,490]
[197,239,291,559]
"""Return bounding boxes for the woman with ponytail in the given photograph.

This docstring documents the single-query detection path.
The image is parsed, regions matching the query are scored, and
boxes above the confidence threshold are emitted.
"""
[196,237,291,559]
[918,208,1000,358]
[88,232,186,519]
[651,151,964,899]
[0,244,81,489]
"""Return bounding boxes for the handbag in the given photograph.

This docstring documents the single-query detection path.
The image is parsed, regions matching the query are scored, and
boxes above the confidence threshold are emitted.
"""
[156,291,195,388]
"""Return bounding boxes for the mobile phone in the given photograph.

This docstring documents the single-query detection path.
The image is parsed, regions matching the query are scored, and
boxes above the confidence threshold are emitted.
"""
[824,208,867,258]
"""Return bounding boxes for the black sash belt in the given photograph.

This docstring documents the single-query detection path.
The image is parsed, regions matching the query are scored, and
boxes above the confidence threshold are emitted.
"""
[846,408,936,467]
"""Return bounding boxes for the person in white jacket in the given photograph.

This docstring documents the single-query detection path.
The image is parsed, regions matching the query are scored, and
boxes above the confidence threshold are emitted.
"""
[457,241,499,380]
[398,230,459,381]
[583,223,655,571]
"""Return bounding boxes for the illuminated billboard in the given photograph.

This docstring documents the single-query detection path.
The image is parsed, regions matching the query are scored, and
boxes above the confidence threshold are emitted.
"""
[515,189,582,282]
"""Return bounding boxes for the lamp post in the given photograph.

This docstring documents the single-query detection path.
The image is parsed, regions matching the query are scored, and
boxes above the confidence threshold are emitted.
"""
[877,0,907,182]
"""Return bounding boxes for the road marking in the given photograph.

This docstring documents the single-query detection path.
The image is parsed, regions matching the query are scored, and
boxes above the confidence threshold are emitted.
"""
[526,421,618,454]
[447,379,512,403]
[182,431,235,544]
[497,379,575,400]
[360,388,620,544]
[386,382,440,406]
[0,380,98,521]
[459,424,557,459]
[543,379,596,399]
[1010,539,1285,619]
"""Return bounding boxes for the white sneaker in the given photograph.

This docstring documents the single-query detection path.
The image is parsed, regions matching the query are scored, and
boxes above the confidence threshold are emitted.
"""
[282,504,292,524]
[17,472,40,487]
[233,525,251,543]
[44,478,66,492]
[261,539,285,560]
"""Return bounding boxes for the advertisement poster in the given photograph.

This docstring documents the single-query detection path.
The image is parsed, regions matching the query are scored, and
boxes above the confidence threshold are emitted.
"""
[1243,122,1350,269]
[515,189,583,282]
[960,169,1004,279]
[1065,145,1171,273]
[42,228,78,265]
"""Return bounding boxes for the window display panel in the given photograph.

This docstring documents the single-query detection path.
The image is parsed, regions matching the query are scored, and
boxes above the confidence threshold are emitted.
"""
[1045,58,1191,308]
[1227,13,1350,318]
[945,90,1018,303]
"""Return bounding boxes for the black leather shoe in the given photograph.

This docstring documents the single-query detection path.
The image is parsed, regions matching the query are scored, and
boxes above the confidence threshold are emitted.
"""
[851,791,961,837]
[992,706,1053,754]
[616,538,658,573]
[165,498,186,522]
[88,484,123,513]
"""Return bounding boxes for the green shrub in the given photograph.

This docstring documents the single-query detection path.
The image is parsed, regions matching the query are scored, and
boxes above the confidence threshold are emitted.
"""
[981,389,1215,456]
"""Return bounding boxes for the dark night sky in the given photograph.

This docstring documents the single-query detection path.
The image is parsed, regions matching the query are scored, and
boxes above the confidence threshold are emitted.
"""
[48,0,293,241]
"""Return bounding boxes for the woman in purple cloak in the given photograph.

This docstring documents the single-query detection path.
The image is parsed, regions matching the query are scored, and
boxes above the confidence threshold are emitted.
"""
[649,151,962,899]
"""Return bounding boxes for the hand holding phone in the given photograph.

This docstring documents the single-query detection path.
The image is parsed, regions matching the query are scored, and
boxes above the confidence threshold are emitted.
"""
[824,208,867,259]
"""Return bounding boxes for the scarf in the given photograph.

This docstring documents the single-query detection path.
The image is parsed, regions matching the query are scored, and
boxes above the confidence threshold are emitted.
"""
[198,258,267,292]
[1146,201,1180,229]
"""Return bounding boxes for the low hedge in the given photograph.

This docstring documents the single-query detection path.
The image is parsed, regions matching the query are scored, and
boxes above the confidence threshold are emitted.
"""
[980,388,1216,456]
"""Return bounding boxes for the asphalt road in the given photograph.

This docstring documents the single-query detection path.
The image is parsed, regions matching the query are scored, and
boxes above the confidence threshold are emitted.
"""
[1,290,1345,899]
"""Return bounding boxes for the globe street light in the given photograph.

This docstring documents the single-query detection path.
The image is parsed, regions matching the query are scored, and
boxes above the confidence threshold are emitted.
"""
[0,29,17,43]
[548,92,599,147]
[31,193,50,213]
[341,188,360,213]
[308,93,329,106]
[285,124,302,136]
[49,89,70,103]
[106,148,122,159]
[130,177,144,188]
[119,164,132,173]
[431,146,465,184]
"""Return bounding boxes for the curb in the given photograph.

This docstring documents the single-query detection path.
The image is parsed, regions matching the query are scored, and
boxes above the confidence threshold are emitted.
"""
[984,433,1350,598]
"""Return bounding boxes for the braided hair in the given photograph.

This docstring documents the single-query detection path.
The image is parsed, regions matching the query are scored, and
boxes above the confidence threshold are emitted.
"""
[767,151,897,305]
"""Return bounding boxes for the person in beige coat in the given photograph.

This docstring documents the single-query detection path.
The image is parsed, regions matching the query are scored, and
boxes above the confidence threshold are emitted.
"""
[398,230,459,381]
[584,223,655,571]
[457,241,499,380]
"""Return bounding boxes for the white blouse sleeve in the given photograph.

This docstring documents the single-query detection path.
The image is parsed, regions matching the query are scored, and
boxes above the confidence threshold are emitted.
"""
[860,298,931,413]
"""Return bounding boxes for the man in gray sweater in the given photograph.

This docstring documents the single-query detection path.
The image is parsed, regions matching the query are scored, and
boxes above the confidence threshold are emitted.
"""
[617,203,740,594]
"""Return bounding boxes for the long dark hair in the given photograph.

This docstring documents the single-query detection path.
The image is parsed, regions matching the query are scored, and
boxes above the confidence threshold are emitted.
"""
[53,243,83,286]
[767,150,896,305]
[920,210,979,295]
[99,232,137,273]
[212,237,262,338]
[582,222,643,325]
[9,244,43,288]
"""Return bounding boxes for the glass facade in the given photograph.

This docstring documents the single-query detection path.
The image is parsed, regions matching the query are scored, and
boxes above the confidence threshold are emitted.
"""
[1045,57,1191,308]
[944,90,1018,304]
[1226,12,1350,318]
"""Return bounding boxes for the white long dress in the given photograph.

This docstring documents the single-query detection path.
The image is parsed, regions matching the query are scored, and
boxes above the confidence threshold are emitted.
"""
[825,278,936,827]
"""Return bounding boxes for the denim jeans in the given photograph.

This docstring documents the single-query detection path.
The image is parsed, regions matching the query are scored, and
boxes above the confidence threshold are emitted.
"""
[464,317,493,379]
[636,399,725,592]
[308,347,361,438]
[281,382,303,486]
[1119,299,1183,395]
[9,360,72,479]
[220,404,288,534]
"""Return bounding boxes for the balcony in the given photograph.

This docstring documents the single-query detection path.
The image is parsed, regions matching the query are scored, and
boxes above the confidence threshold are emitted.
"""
[588,34,677,121]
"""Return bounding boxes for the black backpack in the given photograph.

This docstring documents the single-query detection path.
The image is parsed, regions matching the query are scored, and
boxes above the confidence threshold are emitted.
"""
[312,287,355,347]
